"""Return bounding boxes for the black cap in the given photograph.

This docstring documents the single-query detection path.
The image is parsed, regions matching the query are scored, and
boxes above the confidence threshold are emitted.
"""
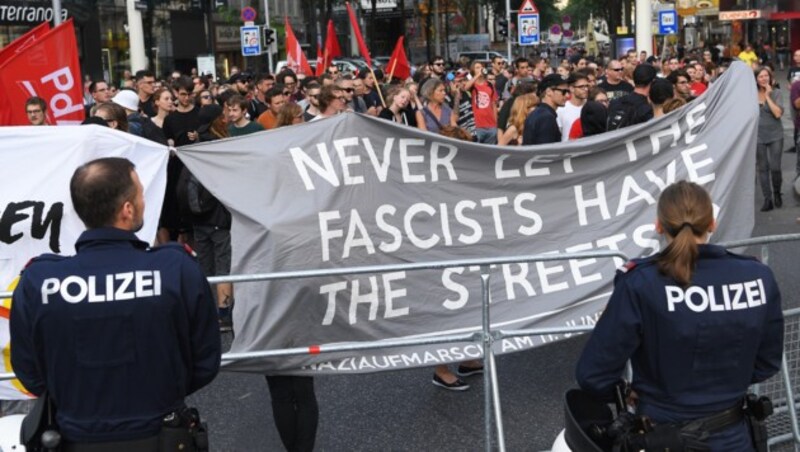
[633,64,658,87]
[198,104,223,125]
[538,73,568,96]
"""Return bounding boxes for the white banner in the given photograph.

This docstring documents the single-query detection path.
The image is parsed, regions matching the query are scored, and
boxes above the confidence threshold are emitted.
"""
[0,125,168,399]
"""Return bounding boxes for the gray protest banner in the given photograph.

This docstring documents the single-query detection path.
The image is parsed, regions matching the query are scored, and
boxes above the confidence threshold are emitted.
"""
[178,62,757,374]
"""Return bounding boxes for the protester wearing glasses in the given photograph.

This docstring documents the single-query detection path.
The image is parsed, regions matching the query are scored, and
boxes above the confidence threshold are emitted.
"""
[336,77,367,113]
[134,69,158,118]
[598,60,633,102]
[311,85,346,120]
[256,87,287,130]
[557,73,589,142]
[24,96,47,126]
[523,74,569,145]
[303,83,322,122]
[667,69,694,102]
[280,70,304,103]
[84,80,112,116]
[491,55,509,95]
[196,89,214,107]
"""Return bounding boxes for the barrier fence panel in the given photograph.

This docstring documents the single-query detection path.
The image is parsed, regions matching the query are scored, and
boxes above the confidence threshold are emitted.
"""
[2,234,800,450]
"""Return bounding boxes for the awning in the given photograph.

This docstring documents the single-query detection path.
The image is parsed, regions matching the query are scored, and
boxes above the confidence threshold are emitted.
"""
[770,11,800,19]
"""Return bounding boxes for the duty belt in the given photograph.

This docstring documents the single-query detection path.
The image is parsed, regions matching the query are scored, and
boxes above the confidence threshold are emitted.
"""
[681,404,745,434]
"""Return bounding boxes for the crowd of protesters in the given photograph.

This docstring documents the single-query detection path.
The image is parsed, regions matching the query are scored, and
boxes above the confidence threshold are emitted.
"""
[15,41,799,451]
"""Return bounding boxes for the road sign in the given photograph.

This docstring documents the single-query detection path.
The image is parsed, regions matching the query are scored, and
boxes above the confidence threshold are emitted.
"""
[518,13,540,46]
[240,25,261,56]
[241,6,257,22]
[718,10,762,20]
[658,10,678,35]
[519,0,538,13]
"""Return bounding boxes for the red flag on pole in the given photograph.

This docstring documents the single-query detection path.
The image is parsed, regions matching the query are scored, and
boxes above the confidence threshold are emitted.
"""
[345,2,372,67]
[284,18,313,76]
[320,20,341,75]
[0,19,84,126]
[0,22,50,68]
[386,36,411,81]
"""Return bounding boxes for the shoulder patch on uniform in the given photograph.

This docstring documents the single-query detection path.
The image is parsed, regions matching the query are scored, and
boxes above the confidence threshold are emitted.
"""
[618,260,637,273]
[149,242,197,258]
[25,253,66,268]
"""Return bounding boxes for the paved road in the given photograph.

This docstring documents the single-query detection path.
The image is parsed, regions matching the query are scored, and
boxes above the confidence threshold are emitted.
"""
[189,81,800,452]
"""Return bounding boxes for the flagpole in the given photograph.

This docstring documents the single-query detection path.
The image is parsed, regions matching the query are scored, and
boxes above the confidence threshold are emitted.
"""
[369,65,387,108]
[51,0,62,25]
[387,58,399,84]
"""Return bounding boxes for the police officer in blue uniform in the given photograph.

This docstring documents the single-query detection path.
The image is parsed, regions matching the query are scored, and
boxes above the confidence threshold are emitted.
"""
[10,157,221,451]
[576,180,784,451]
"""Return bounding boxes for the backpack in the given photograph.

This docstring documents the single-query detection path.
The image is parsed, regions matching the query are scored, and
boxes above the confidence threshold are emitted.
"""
[606,100,636,130]
[176,167,218,216]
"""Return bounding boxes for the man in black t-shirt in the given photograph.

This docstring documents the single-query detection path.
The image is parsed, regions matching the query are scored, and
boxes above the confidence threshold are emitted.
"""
[598,60,633,102]
[135,70,157,118]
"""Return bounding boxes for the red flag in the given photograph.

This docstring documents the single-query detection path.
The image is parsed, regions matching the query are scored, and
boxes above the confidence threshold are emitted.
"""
[315,44,325,77]
[345,2,372,67]
[0,19,84,126]
[0,22,50,68]
[284,18,313,76]
[386,36,410,81]
[323,19,342,71]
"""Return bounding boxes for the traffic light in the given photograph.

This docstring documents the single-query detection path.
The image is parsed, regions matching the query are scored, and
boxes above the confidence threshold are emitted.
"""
[498,19,508,38]
[263,28,276,46]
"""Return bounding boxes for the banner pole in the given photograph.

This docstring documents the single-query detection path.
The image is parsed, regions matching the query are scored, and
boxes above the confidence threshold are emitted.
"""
[387,58,398,84]
[480,267,493,452]
[369,66,387,108]
[51,0,62,25]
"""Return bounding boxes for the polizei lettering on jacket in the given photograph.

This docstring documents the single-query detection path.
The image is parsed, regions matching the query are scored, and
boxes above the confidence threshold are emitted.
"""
[665,278,766,312]
[40,271,162,304]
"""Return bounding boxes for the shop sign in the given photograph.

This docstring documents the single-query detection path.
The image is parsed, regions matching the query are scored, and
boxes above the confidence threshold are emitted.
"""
[0,3,69,25]
[677,0,719,17]
[359,0,397,8]
[215,24,240,50]
[718,10,762,20]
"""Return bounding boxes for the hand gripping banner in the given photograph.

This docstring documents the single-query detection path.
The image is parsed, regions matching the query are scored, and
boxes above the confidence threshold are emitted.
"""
[178,62,758,375]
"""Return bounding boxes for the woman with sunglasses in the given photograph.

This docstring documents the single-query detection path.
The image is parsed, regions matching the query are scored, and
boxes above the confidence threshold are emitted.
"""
[195,89,214,107]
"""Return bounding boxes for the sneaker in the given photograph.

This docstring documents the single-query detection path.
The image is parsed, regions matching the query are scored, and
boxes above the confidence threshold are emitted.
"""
[456,364,484,377]
[432,373,469,391]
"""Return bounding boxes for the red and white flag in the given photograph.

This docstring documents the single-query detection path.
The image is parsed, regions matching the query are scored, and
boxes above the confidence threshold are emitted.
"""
[315,43,325,77]
[0,19,85,126]
[284,17,313,76]
[320,19,342,75]
[0,22,50,68]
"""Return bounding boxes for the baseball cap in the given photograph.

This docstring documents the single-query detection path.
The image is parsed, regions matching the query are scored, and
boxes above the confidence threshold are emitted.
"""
[111,89,139,112]
[633,64,658,87]
[538,73,568,96]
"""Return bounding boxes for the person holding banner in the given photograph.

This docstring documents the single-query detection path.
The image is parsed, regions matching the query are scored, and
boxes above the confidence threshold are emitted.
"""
[576,180,783,451]
[24,97,48,126]
[10,157,221,450]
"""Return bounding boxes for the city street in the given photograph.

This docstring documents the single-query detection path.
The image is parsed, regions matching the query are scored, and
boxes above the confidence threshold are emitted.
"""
[188,88,800,451]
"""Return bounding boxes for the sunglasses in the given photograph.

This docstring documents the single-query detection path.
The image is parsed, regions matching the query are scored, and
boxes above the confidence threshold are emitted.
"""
[433,63,444,66]
[572,84,589,89]
[610,68,624,72]
[552,88,570,95]
[283,91,290,96]
[200,95,211,99]
[342,88,354,93]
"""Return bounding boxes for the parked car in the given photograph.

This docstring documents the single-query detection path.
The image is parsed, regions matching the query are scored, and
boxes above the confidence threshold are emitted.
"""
[273,60,318,76]
[456,51,505,64]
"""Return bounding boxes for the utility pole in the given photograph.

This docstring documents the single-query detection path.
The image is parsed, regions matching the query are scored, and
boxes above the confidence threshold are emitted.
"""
[433,0,440,56]
[635,0,653,56]
[126,0,147,72]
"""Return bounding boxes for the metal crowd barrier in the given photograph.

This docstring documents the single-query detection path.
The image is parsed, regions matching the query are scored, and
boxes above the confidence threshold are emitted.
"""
[1,233,800,451]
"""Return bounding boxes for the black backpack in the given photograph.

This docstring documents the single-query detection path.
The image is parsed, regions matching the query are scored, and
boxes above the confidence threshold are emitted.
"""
[606,99,636,130]
[176,167,218,216]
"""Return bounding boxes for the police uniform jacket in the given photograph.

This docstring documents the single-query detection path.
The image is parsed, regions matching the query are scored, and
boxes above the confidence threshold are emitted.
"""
[10,228,221,443]
[576,244,783,418]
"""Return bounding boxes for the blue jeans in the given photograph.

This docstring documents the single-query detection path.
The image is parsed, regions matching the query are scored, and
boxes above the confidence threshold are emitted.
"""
[475,127,497,144]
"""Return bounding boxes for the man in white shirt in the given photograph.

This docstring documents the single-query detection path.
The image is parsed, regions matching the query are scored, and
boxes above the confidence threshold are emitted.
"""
[557,73,590,141]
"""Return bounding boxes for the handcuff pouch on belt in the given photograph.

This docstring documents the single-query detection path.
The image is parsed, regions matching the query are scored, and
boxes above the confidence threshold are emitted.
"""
[160,407,209,452]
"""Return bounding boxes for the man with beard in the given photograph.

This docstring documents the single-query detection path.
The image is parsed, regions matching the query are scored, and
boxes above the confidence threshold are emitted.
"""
[558,73,590,141]
[248,73,275,120]
[667,69,693,102]
[303,83,322,121]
